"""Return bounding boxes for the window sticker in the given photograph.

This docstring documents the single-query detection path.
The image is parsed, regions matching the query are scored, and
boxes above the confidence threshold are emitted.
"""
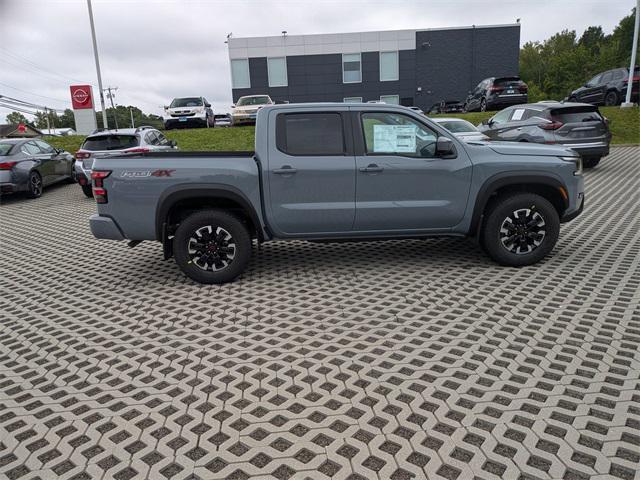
[511,109,525,121]
[373,124,416,153]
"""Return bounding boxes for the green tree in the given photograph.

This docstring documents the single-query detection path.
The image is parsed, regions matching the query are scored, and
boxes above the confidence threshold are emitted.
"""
[5,111,29,125]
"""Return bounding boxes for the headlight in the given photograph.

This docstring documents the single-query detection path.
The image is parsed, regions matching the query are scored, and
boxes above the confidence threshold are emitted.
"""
[561,156,582,176]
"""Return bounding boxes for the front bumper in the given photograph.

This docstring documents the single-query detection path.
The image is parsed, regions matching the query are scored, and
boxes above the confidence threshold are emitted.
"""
[563,142,610,159]
[561,193,585,223]
[90,214,125,240]
[164,116,207,128]
[232,112,258,125]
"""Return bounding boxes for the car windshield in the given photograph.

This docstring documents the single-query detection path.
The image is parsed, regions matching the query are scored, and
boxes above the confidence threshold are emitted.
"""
[0,143,14,155]
[81,135,138,151]
[170,97,203,108]
[551,107,602,123]
[437,120,478,133]
[237,96,270,106]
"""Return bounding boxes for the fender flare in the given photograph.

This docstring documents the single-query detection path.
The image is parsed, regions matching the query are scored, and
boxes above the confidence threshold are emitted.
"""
[469,172,569,235]
[155,183,264,241]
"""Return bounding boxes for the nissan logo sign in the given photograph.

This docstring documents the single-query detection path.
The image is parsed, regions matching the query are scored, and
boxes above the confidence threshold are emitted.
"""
[72,88,90,104]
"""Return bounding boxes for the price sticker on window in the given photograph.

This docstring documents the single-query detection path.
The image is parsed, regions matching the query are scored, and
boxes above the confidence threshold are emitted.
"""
[373,125,417,153]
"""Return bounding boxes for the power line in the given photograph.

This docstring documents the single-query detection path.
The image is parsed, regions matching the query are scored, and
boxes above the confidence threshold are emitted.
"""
[0,47,93,86]
[0,81,71,105]
[0,95,66,113]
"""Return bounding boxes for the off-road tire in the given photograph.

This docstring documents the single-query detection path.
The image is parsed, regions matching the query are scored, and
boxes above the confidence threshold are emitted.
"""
[173,210,251,284]
[481,193,560,267]
[81,184,94,198]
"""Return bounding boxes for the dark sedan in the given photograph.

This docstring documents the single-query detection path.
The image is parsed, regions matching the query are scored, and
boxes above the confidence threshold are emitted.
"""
[0,138,74,198]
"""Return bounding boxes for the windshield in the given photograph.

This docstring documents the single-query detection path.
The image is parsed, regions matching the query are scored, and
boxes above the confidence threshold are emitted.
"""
[81,135,138,151]
[0,143,14,156]
[170,97,203,108]
[437,120,478,133]
[237,96,270,106]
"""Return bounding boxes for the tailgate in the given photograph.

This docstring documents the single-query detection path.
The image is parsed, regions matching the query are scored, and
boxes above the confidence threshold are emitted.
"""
[550,106,609,145]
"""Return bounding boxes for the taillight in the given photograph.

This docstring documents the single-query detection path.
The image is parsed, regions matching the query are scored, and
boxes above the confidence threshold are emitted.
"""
[489,86,503,92]
[123,147,150,154]
[75,150,91,159]
[0,161,17,170]
[91,170,111,204]
[539,121,564,130]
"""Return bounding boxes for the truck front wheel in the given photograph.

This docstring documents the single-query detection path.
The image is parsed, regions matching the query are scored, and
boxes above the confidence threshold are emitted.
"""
[481,193,560,267]
[173,210,251,284]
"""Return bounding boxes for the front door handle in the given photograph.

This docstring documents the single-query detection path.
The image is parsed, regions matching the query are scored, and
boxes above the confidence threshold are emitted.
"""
[273,166,297,175]
[359,164,383,173]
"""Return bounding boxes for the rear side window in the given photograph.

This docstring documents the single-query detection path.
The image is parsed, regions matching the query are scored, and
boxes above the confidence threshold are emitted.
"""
[81,135,138,151]
[551,107,602,123]
[276,113,345,156]
[22,142,42,155]
[0,144,14,155]
[613,70,624,80]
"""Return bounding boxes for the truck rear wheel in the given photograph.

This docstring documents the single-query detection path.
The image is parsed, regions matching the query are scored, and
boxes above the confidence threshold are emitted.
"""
[173,210,251,284]
[481,193,559,267]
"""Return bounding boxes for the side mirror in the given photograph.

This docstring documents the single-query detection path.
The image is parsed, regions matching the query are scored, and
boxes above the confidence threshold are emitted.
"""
[163,105,169,109]
[436,137,456,157]
[205,103,211,107]
[169,140,177,147]
[231,104,235,108]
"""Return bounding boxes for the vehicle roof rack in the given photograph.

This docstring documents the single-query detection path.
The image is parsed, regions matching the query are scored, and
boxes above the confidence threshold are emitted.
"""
[135,125,154,133]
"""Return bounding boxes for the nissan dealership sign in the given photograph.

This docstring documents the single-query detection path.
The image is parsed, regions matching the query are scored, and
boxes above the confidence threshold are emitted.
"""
[69,85,97,134]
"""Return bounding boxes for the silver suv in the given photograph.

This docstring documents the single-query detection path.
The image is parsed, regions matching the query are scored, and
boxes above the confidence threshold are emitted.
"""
[74,126,177,197]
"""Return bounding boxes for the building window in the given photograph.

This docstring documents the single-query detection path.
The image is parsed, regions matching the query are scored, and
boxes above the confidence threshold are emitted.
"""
[231,59,250,89]
[343,97,362,103]
[276,113,345,156]
[379,51,399,82]
[268,57,288,87]
[380,95,400,105]
[342,53,361,83]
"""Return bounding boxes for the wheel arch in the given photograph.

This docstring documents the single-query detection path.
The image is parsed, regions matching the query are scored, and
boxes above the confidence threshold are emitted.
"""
[155,184,265,243]
[469,173,569,236]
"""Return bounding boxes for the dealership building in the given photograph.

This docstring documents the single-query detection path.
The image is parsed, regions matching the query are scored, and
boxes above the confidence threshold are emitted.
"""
[227,23,520,111]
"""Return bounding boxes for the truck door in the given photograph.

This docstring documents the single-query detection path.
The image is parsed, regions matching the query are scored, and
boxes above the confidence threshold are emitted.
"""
[265,110,356,236]
[353,110,472,232]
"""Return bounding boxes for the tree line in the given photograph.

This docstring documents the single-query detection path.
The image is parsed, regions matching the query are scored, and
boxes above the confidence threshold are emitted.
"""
[520,8,639,102]
[5,105,163,132]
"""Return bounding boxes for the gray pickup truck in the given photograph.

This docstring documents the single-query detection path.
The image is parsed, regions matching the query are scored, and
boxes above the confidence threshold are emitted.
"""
[90,103,585,284]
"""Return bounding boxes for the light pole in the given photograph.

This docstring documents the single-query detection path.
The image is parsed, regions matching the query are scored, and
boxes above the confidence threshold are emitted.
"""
[86,0,109,128]
[104,86,118,130]
[622,1,639,108]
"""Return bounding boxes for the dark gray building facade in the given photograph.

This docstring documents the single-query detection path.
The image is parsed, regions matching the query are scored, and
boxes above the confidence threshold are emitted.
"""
[228,24,520,111]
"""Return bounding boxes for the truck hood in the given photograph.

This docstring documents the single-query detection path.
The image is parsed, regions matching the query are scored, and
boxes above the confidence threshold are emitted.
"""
[487,141,577,157]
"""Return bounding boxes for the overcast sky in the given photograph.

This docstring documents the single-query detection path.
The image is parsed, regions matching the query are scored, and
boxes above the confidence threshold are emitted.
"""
[0,0,634,123]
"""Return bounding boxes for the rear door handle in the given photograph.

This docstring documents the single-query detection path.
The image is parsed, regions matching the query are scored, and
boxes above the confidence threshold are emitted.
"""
[359,164,383,173]
[273,166,297,174]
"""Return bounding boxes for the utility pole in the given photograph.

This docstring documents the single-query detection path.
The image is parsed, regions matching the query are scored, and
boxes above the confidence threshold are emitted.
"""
[105,86,118,130]
[622,1,639,108]
[86,0,108,128]
[44,107,51,135]
[130,107,135,128]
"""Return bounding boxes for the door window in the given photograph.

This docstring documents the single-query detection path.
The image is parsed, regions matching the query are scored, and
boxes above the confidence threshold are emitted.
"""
[144,132,159,145]
[156,132,170,145]
[510,108,526,121]
[34,140,55,153]
[276,113,345,156]
[361,112,438,158]
[600,72,613,84]
[490,108,512,125]
[22,142,42,155]
[586,74,602,86]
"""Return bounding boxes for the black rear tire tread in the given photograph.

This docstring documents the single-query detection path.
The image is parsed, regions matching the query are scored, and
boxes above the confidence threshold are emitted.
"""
[481,193,560,267]
[173,210,251,284]
[81,184,94,197]
[25,171,42,199]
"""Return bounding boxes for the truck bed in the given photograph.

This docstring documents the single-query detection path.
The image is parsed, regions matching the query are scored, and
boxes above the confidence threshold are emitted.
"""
[91,151,262,241]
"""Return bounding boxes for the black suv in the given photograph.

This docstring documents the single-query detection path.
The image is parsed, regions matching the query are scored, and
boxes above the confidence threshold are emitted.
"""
[568,67,640,106]
[464,76,528,112]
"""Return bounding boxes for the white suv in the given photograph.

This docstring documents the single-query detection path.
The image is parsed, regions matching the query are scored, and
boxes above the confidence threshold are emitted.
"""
[164,97,214,129]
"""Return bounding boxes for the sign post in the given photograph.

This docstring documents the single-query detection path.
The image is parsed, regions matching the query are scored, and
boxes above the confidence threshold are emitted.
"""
[70,85,98,135]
